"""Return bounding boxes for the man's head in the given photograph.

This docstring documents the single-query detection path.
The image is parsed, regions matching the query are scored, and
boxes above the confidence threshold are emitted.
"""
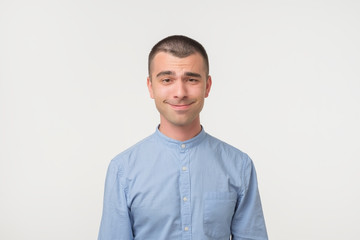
[148,35,209,78]
[147,35,212,132]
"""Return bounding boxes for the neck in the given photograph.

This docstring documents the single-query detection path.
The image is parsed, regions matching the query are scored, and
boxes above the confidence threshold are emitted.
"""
[159,118,202,142]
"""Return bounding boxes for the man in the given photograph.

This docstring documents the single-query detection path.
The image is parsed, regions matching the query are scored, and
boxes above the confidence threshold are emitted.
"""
[98,35,268,240]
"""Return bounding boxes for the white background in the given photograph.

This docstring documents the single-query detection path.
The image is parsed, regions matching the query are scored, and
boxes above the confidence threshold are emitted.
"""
[1,0,359,239]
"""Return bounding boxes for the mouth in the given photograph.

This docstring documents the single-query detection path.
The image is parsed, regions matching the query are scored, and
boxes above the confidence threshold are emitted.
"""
[166,101,194,110]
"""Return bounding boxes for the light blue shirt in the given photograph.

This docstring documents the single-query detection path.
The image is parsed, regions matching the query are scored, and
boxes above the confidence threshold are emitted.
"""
[98,127,268,240]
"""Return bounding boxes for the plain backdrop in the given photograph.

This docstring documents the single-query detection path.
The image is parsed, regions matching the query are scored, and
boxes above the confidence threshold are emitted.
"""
[1,0,359,239]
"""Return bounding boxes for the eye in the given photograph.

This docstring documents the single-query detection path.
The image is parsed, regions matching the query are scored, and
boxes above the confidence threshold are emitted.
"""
[188,78,199,83]
[162,78,171,83]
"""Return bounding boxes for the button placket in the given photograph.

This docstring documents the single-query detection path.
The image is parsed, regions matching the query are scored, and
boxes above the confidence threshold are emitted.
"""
[179,145,191,240]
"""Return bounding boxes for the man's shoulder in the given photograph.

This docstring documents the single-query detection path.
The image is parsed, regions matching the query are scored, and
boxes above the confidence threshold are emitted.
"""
[204,133,250,160]
[205,133,246,153]
[110,132,156,165]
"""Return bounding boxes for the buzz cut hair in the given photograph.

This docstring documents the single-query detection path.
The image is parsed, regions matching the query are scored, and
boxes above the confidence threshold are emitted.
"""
[148,35,209,77]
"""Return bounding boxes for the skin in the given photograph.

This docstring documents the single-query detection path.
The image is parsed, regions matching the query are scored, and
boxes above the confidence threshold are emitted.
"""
[147,52,212,141]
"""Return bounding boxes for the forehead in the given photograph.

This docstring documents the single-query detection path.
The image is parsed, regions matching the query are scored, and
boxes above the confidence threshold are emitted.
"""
[150,52,206,76]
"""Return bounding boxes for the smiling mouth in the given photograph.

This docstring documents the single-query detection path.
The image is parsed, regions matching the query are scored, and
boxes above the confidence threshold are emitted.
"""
[166,101,194,110]
[169,104,192,109]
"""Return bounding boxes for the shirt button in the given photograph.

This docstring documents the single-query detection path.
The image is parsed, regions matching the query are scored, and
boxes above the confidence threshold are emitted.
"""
[181,144,186,149]
[183,197,188,202]
[182,166,187,171]
[184,226,189,231]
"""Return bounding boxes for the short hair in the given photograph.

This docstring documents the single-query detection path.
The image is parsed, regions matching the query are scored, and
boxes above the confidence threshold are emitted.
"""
[148,35,209,77]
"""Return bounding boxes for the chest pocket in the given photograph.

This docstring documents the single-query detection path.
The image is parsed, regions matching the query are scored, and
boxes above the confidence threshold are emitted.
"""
[203,191,237,239]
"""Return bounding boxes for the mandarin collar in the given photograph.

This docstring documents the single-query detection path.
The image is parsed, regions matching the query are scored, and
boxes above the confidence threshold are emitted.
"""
[154,125,207,150]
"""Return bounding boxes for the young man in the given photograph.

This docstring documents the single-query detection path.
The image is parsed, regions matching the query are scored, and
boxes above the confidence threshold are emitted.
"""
[98,35,268,240]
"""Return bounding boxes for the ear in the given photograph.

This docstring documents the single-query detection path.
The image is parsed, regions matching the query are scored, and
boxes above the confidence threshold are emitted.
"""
[147,77,154,99]
[205,75,212,98]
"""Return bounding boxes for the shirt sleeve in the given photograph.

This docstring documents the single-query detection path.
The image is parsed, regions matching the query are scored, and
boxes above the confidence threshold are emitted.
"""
[98,159,134,240]
[231,156,268,240]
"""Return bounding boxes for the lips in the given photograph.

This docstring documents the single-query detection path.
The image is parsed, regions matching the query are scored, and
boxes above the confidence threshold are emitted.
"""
[170,103,193,110]
[165,101,194,110]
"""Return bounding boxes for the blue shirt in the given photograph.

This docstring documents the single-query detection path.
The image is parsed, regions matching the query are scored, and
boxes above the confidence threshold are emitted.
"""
[98,127,268,240]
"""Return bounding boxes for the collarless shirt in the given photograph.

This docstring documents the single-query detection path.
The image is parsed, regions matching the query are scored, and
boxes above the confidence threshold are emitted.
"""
[98,127,268,240]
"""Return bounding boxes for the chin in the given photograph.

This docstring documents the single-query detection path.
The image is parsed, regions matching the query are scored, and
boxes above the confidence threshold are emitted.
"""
[170,118,197,127]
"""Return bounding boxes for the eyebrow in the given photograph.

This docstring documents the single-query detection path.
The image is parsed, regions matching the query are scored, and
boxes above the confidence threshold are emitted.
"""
[155,71,202,78]
[156,71,175,78]
[185,72,202,78]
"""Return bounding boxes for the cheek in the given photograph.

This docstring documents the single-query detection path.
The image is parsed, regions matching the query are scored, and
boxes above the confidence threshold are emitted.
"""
[193,87,208,98]
[153,87,170,99]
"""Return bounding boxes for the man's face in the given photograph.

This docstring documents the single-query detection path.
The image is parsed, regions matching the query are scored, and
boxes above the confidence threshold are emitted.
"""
[147,52,212,128]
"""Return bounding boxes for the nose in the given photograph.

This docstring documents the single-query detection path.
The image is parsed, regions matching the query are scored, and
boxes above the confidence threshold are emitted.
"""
[174,80,188,99]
